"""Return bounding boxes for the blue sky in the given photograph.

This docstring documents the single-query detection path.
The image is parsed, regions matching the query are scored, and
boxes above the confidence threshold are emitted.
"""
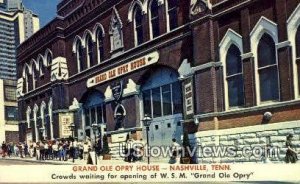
[23,0,60,27]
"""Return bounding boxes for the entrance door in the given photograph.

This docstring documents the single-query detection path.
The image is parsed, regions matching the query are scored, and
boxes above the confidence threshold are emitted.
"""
[145,114,183,147]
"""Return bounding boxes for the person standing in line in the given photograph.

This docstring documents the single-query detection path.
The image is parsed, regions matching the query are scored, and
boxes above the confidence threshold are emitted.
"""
[35,142,40,160]
[83,142,89,160]
[1,141,7,158]
[170,138,181,164]
[285,134,298,163]
[52,141,58,160]
[14,143,19,157]
[28,142,34,158]
[78,141,84,160]
[44,141,49,160]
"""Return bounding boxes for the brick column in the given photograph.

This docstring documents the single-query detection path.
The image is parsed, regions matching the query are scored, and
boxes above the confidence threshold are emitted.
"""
[241,8,256,107]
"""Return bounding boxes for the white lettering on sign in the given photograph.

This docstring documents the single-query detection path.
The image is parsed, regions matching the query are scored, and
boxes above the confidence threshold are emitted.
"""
[59,113,74,137]
[87,51,159,88]
[185,81,194,116]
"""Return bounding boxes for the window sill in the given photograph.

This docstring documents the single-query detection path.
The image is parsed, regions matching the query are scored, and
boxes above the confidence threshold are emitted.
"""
[195,99,300,119]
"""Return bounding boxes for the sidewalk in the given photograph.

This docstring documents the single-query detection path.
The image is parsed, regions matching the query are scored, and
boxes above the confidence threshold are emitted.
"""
[1,156,158,165]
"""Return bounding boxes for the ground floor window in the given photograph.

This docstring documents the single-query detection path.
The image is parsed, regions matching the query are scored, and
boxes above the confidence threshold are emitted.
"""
[84,105,106,126]
[143,81,182,118]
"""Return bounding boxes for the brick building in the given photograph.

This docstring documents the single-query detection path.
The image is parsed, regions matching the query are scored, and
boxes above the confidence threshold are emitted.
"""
[17,0,300,162]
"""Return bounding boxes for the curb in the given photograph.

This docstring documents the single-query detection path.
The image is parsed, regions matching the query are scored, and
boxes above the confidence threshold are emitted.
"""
[1,158,80,165]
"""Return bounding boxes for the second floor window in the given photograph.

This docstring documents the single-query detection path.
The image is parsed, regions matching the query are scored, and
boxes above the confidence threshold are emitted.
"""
[86,35,94,67]
[76,41,84,72]
[167,0,178,31]
[226,44,244,107]
[150,0,160,39]
[96,29,104,63]
[257,33,279,102]
[134,5,143,46]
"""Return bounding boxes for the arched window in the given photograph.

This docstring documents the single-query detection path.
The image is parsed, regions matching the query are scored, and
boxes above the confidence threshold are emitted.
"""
[96,29,104,63]
[134,5,143,46]
[32,67,37,90]
[38,57,45,76]
[76,40,84,72]
[142,68,182,118]
[296,27,300,95]
[167,0,178,31]
[46,52,52,66]
[225,45,244,107]
[149,0,160,39]
[257,33,279,102]
[86,35,94,67]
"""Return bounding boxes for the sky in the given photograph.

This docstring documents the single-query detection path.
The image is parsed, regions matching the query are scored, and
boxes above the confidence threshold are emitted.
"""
[23,0,61,28]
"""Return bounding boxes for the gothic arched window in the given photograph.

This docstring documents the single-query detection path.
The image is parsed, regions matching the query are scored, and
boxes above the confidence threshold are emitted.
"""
[167,0,178,31]
[226,45,244,107]
[149,0,160,39]
[86,35,94,67]
[257,33,279,102]
[134,5,143,46]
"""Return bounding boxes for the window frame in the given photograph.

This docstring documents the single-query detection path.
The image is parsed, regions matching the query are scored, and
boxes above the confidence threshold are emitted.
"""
[149,0,160,39]
[134,5,144,46]
[256,33,280,104]
[166,0,178,32]
[142,82,182,119]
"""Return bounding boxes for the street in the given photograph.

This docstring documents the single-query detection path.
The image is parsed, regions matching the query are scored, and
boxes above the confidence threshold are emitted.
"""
[0,158,70,165]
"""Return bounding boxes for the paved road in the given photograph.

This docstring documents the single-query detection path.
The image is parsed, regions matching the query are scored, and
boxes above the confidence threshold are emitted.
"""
[0,158,65,165]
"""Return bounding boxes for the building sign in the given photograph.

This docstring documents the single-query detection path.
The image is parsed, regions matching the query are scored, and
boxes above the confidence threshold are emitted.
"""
[87,51,159,88]
[112,80,123,102]
[59,113,74,138]
[26,132,32,143]
[184,78,194,118]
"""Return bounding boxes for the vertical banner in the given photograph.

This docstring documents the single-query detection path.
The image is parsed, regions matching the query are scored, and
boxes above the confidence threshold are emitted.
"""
[59,113,74,138]
[183,77,194,120]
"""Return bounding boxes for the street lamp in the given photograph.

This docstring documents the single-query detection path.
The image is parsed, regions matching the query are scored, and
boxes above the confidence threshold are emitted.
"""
[39,127,45,141]
[142,114,152,164]
[91,123,99,165]
[68,123,75,163]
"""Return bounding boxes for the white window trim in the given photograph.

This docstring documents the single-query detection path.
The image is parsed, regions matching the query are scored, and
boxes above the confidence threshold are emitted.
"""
[148,0,163,40]
[48,98,54,140]
[40,101,46,138]
[165,0,177,33]
[33,104,39,141]
[72,35,83,72]
[128,0,145,22]
[85,35,93,68]
[250,16,280,105]
[133,5,143,46]
[44,49,53,67]
[219,29,244,111]
[26,106,31,129]
[287,3,300,99]
[93,24,105,64]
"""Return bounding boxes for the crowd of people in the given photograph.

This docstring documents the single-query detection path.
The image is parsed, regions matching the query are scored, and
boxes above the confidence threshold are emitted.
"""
[1,138,101,162]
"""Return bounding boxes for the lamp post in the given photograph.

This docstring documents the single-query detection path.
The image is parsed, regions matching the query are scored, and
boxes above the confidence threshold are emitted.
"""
[68,123,75,163]
[91,123,99,165]
[39,127,45,141]
[142,114,152,164]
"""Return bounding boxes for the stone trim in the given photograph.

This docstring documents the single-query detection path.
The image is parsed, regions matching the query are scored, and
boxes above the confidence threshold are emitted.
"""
[241,52,253,60]
[276,40,291,49]
[195,99,300,119]
[191,120,300,138]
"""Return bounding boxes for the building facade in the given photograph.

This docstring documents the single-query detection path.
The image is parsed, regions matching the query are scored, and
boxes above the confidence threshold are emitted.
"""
[0,0,39,144]
[0,0,39,81]
[17,0,300,162]
[0,79,18,143]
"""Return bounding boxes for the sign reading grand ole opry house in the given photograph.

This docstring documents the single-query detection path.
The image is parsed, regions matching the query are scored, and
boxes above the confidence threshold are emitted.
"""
[87,51,159,87]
